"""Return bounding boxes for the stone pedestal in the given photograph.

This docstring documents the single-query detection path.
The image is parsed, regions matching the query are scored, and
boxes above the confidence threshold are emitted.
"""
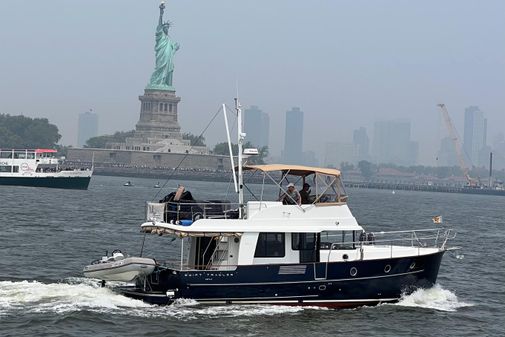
[135,89,182,140]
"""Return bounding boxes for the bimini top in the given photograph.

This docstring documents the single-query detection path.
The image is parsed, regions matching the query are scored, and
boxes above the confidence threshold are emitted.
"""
[243,164,341,177]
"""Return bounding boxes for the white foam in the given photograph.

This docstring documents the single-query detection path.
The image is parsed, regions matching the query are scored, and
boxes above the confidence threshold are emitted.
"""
[128,303,306,320]
[395,284,473,312]
[0,280,314,319]
[0,280,150,315]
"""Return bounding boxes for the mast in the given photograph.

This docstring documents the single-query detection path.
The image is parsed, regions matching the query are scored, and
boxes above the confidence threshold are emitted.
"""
[223,104,238,193]
[235,98,245,218]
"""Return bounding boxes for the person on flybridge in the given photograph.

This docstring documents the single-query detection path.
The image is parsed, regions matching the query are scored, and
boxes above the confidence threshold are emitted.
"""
[299,183,311,204]
[279,183,301,205]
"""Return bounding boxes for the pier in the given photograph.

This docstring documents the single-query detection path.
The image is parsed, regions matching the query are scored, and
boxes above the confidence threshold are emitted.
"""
[346,181,505,196]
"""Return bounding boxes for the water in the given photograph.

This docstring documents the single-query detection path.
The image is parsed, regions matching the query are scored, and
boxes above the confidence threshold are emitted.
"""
[1,175,503,336]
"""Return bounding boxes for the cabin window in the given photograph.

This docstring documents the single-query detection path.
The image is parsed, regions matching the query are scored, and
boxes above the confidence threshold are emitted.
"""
[320,231,356,250]
[254,233,285,258]
[292,233,317,250]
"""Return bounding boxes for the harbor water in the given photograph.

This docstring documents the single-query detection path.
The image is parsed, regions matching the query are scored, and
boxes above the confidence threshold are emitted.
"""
[1,175,503,336]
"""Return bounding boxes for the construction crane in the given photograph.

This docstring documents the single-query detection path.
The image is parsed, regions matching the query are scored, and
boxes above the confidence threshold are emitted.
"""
[437,103,478,187]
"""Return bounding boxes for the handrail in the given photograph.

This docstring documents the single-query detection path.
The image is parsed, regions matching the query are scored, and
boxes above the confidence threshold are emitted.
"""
[146,201,241,222]
[322,228,454,264]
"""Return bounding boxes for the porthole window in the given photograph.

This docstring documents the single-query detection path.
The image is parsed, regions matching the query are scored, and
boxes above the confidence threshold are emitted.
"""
[350,267,357,277]
[384,265,391,273]
[409,262,416,270]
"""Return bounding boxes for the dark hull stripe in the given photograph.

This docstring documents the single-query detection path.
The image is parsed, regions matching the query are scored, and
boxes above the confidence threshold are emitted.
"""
[118,288,398,307]
[0,176,91,190]
[197,298,398,306]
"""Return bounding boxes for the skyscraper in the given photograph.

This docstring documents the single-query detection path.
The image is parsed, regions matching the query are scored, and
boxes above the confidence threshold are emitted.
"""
[77,110,98,147]
[353,127,370,162]
[437,137,458,166]
[463,106,487,167]
[372,120,418,166]
[282,107,304,164]
[244,105,270,148]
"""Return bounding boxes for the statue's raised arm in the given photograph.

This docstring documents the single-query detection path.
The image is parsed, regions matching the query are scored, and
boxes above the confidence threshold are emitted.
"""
[158,2,165,27]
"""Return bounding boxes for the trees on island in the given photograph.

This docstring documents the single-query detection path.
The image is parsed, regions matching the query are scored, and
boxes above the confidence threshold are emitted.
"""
[213,141,269,164]
[85,130,135,148]
[0,114,61,149]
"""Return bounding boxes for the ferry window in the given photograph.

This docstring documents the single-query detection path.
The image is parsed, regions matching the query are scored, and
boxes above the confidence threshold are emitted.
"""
[0,152,12,158]
[0,165,18,173]
[320,231,355,250]
[254,233,285,258]
[292,233,317,250]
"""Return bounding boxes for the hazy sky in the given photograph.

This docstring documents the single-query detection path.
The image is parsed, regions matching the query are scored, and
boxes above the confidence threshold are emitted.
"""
[1,0,504,164]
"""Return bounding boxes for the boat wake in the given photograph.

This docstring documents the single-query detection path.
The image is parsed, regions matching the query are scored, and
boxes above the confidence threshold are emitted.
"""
[1,279,468,319]
[0,278,311,319]
[0,278,150,316]
[394,284,473,312]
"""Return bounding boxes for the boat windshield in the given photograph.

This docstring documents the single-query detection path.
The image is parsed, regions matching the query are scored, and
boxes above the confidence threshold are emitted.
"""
[243,164,348,204]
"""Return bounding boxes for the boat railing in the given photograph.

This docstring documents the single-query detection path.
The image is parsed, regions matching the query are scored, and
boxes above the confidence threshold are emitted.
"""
[328,228,455,261]
[146,201,241,223]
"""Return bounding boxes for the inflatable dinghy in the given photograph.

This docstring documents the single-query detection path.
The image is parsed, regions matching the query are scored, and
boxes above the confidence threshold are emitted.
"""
[83,250,156,282]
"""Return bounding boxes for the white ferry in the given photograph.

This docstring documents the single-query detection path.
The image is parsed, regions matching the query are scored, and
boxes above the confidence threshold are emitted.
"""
[0,149,92,190]
[86,100,456,308]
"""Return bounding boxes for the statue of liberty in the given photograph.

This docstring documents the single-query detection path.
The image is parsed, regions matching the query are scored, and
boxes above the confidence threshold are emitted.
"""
[147,2,180,90]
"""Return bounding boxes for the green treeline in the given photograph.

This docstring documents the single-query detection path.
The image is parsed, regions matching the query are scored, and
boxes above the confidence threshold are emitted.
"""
[85,130,136,148]
[0,114,61,149]
[213,141,269,164]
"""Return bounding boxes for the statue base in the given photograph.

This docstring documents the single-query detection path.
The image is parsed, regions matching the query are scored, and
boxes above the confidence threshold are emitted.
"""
[145,84,176,91]
[135,88,182,140]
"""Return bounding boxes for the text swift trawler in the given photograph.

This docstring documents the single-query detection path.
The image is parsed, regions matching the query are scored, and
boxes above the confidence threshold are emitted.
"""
[83,100,456,308]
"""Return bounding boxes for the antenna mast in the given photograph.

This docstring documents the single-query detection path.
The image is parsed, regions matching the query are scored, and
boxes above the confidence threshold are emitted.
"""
[235,98,245,218]
[222,104,238,192]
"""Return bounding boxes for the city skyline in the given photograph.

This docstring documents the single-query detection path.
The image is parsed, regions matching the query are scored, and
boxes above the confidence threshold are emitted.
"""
[0,1,504,167]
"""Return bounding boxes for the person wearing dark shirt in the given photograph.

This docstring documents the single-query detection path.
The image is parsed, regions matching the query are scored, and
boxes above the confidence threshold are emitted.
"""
[299,183,311,204]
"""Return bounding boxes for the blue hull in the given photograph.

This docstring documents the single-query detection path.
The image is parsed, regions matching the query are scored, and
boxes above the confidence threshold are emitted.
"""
[118,251,445,307]
[0,176,91,190]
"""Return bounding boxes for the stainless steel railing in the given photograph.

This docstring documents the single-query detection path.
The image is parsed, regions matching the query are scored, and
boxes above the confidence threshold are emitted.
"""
[146,201,240,223]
